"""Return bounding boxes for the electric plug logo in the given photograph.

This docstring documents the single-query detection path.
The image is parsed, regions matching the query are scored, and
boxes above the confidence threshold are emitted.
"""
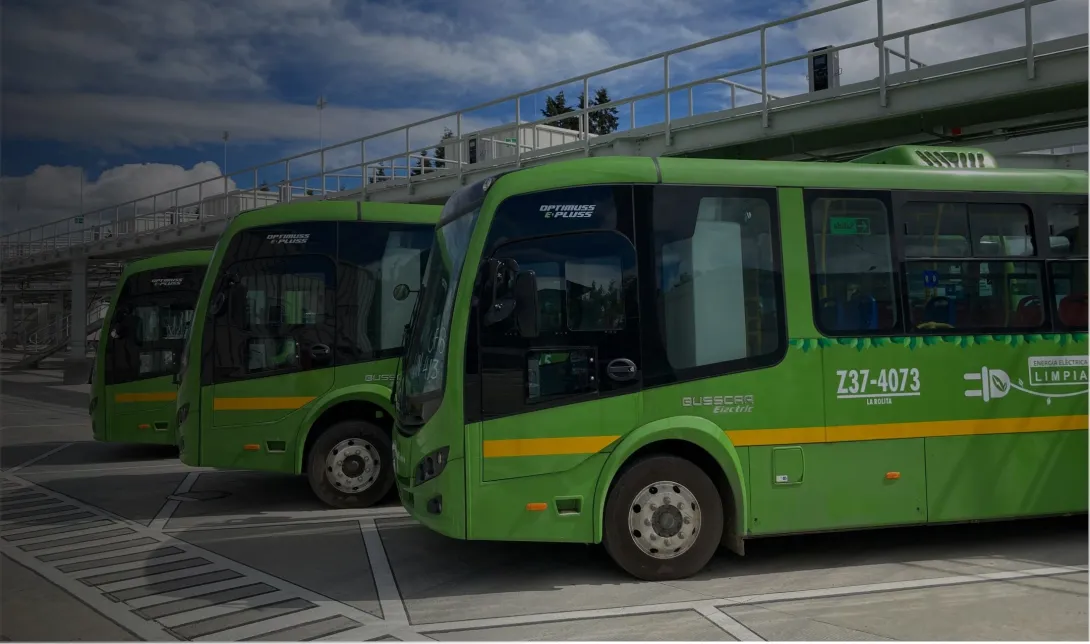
[964,357,1087,405]
[963,367,1011,402]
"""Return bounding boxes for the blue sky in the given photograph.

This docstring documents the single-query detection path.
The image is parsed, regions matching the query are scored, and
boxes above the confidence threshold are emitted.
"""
[2,0,1085,232]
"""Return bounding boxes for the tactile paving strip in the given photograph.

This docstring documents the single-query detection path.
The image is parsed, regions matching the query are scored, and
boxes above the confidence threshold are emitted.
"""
[0,477,384,641]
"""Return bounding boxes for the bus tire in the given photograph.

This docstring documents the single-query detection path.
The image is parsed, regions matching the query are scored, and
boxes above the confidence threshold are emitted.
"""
[306,420,393,509]
[602,454,723,581]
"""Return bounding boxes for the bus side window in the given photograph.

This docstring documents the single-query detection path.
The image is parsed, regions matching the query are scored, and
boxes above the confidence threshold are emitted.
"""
[899,200,1044,332]
[806,193,900,336]
[643,185,785,386]
[1046,202,1088,330]
[336,222,433,364]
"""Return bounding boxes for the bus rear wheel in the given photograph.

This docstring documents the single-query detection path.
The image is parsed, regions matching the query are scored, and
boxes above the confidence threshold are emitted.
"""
[307,420,393,509]
[602,455,723,581]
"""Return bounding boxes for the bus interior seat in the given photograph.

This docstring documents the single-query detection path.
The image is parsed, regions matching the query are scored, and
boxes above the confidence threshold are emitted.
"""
[819,294,878,332]
[1059,293,1088,328]
[923,296,956,326]
[1014,296,1042,327]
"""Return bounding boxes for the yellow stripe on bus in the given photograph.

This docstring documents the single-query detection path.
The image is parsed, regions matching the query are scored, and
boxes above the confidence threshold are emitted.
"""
[481,415,1087,458]
[482,436,619,458]
[212,396,316,411]
[114,392,177,403]
[826,414,1088,443]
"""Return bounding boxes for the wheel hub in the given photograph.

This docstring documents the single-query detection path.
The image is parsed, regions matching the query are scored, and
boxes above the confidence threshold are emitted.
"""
[652,505,684,538]
[342,455,365,477]
[627,480,701,560]
[325,438,381,494]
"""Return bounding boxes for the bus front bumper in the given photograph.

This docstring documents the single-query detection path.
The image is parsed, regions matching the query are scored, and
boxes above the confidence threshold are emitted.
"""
[394,433,466,540]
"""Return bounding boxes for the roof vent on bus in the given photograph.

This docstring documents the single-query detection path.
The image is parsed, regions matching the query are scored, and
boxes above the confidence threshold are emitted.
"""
[849,145,999,169]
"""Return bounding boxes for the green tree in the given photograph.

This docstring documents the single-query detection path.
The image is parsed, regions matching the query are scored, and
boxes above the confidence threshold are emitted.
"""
[370,164,387,184]
[588,87,619,135]
[433,127,454,171]
[540,91,579,131]
[541,87,620,135]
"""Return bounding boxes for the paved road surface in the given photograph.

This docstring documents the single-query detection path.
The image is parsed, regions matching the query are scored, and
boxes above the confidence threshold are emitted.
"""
[1,365,1087,641]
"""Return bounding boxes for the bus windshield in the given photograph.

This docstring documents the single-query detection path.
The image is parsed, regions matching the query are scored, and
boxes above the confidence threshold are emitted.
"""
[107,266,204,384]
[399,208,480,421]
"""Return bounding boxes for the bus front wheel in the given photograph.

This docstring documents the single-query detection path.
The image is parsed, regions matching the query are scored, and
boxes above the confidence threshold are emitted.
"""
[602,454,723,581]
[307,420,393,509]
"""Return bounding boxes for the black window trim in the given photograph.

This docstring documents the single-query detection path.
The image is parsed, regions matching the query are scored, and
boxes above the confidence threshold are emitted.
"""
[639,183,788,390]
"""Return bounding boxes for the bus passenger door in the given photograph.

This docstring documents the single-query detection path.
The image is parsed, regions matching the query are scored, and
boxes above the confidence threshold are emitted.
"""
[471,229,642,541]
[202,252,337,472]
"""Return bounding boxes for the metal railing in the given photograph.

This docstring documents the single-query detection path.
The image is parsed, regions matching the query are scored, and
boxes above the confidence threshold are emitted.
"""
[20,297,108,353]
[1,0,1078,264]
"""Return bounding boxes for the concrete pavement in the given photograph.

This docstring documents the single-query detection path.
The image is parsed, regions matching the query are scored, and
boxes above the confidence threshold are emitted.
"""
[1,364,1087,641]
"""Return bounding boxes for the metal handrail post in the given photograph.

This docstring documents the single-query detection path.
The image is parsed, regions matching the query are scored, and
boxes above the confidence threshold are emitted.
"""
[515,98,522,167]
[360,140,368,197]
[664,54,672,146]
[877,0,888,107]
[760,28,769,127]
[456,114,463,181]
[1025,0,1035,79]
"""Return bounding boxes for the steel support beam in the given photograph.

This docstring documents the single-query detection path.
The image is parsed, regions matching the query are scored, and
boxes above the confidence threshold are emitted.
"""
[64,255,90,384]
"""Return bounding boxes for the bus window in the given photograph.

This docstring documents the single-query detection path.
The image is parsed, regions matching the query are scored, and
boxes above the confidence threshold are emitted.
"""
[1048,202,1088,258]
[807,193,899,335]
[213,256,336,381]
[1047,202,1088,330]
[900,201,1043,331]
[648,186,784,384]
[336,222,433,363]
[969,203,1035,257]
[105,267,203,386]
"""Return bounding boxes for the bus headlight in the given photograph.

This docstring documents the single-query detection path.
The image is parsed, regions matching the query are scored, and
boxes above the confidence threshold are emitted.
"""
[414,446,450,485]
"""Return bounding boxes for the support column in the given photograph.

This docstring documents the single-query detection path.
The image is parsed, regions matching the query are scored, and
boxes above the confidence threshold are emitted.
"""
[50,293,64,331]
[2,296,14,350]
[64,255,90,385]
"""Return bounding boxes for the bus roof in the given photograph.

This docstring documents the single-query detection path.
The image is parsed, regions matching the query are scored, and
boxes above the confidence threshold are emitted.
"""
[485,151,1087,199]
[121,250,213,279]
[229,200,442,235]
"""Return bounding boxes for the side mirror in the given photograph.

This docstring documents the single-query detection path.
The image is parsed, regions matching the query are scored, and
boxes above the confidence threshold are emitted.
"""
[210,272,240,317]
[209,291,227,316]
[513,270,539,338]
[482,258,519,326]
[392,283,413,301]
[109,307,130,339]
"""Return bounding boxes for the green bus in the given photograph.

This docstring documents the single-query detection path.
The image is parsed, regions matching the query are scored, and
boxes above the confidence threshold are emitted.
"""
[392,147,1088,581]
[175,201,442,508]
[92,250,211,446]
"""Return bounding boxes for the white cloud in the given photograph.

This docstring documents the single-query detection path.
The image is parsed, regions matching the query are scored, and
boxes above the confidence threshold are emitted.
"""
[1,162,235,234]
[4,93,498,153]
[5,0,1085,242]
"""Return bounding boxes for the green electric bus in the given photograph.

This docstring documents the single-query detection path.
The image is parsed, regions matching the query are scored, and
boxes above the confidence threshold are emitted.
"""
[392,147,1088,581]
[174,200,442,508]
[92,250,211,445]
